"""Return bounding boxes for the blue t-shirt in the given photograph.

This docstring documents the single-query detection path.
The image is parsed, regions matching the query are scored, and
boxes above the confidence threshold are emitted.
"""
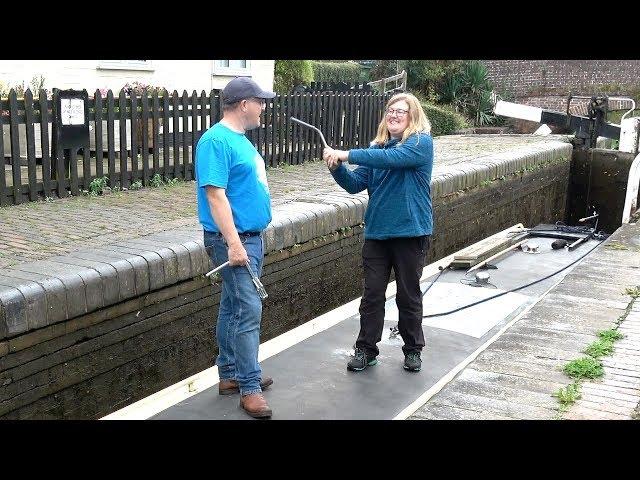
[195,122,272,233]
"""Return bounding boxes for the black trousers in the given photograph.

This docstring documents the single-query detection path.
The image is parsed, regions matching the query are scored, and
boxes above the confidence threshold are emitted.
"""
[356,235,430,357]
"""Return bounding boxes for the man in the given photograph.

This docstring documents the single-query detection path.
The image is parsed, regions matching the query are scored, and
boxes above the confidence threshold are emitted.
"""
[195,77,275,418]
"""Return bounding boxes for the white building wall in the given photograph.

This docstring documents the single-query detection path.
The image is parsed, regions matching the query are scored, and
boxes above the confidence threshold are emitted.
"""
[0,60,275,94]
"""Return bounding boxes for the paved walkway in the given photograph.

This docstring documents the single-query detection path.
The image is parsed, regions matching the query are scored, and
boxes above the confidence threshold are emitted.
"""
[0,135,567,268]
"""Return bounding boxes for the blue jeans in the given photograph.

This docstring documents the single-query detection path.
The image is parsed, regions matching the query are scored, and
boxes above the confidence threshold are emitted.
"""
[204,230,265,396]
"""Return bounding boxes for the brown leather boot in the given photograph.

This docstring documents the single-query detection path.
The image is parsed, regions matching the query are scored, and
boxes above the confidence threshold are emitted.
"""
[240,393,272,418]
[219,377,274,395]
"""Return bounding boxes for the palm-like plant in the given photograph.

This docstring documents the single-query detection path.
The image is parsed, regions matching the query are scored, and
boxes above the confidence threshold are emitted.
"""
[439,61,497,127]
[474,90,498,126]
[441,75,464,112]
[463,61,495,126]
[463,61,490,97]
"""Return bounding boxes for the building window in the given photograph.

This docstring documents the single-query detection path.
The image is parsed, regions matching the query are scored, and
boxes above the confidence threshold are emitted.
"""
[97,60,155,71]
[213,60,251,76]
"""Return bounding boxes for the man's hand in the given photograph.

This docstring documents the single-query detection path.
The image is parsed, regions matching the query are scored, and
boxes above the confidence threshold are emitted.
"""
[227,240,249,266]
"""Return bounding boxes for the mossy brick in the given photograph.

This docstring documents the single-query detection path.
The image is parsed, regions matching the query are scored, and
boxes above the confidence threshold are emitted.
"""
[117,239,190,282]
[309,203,338,237]
[330,195,361,226]
[283,205,318,243]
[15,261,101,317]
[49,255,120,307]
[263,226,276,253]
[179,240,206,276]
[9,263,88,319]
[280,217,295,249]
[0,269,67,326]
[321,197,351,226]
[271,218,287,251]
[0,287,27,337]
[88,248,150,297]
[288,211,311,245]
[0,276,48,331]
[68,251,135,302]
[100,245,165,291]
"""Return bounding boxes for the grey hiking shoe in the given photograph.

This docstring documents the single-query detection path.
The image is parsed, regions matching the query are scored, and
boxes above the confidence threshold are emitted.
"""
[403,351,422,371]
[347,348,378,371]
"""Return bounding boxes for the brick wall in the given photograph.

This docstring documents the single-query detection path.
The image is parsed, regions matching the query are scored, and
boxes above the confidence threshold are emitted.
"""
[484,60,640,101]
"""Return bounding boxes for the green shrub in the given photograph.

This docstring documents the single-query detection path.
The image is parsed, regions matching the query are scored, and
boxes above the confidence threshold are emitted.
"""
[150,173,164,188]
[367,60,398,83]
[599,328,624,341]
[563,357,604,379]
[0,80,9,98]
[121,81,167,98]
[30,75,46,92]
[553,383,581,408]
[311,61,362,84]
[584,339,614,358]
[608,108,640,124]
[421,102,469,136]
[356,60,376,83]
[88,176,109,196]
[273,60,314,93]
[0,75,47,99]
[403,60,462,102]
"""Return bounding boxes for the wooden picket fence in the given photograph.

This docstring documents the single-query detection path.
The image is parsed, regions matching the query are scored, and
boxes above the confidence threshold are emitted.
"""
[0,88,386,205]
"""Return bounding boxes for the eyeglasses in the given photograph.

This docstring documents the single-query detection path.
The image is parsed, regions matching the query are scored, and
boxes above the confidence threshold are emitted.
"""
[250,97,266,107]
[386,107,409,117]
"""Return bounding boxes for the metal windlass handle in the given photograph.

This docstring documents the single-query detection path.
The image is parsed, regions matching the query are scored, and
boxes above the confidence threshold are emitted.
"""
[290,117,329,149]
[245,260,268,300]
[205,260,268,301]
[205,261,229,277]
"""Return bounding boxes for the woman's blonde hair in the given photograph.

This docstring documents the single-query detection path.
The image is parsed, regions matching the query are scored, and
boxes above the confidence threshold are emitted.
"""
[372,92,431,145]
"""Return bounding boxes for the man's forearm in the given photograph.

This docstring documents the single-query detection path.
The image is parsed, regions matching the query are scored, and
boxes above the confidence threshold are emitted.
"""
[206,187,241,246]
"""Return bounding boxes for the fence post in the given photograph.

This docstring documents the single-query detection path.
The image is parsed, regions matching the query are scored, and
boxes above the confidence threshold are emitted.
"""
[8,90,23,204]
[151,89,160,178]
[94,89,104,180]
[171,90,180,179]
[181,90,189,180]
[24,89,38,201]
[141,89,150,185]
[106,90,116,188]
[0,96,7,206]
[118,90,128,189]
[130,90,139,184]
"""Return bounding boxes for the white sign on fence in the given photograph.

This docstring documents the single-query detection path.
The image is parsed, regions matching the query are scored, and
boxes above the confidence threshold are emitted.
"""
[61,98,85,126]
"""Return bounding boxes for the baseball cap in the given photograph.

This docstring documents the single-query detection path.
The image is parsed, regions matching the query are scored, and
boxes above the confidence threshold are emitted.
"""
[222,77,276,104]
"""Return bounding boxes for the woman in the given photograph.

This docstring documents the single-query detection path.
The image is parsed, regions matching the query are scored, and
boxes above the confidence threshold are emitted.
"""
[323,92,433,373]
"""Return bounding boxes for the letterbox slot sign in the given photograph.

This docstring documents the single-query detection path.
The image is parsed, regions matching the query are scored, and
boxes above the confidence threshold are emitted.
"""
[52,89,90,150]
